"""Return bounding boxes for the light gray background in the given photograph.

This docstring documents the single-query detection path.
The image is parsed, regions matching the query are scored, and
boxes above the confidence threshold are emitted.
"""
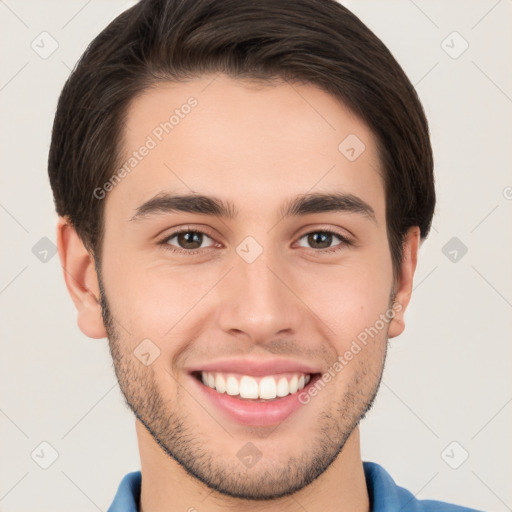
[1,0,511,511]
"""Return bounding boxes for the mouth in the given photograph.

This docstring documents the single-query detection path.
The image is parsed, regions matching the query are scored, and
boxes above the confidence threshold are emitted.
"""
[189,369,323,426]
[190,370,321,402]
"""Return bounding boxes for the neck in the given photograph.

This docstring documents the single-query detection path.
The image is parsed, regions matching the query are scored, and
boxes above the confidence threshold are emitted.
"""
[136,420,369,512]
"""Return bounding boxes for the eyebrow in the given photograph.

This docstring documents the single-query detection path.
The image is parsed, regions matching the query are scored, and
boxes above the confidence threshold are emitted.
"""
[129,191,377,223]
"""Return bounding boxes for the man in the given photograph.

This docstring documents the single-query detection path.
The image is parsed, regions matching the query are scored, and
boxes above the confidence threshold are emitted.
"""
[48,0,484,510]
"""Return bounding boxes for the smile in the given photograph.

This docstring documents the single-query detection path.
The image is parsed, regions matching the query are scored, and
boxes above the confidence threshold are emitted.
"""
[195,371,312,401]
[190,370,322,426]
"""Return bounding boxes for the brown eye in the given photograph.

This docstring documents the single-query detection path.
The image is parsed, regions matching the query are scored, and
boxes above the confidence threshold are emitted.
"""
[305,232,333,249]
[162,230,215,252]
[176,231,204,249]
[297,230,351,252]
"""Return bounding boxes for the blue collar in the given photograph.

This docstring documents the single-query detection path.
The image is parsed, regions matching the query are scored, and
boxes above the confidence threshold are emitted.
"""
[107,461,482,511]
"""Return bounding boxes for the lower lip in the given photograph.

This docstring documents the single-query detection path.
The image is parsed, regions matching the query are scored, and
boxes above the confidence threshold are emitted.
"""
[189,373,321,426]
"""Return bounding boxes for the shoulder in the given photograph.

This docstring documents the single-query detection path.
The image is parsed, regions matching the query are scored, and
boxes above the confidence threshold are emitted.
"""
[363,461,485,512]
[107,471,141,512]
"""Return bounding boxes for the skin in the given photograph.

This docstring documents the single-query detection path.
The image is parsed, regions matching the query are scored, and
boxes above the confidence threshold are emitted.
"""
[57,74,419,512]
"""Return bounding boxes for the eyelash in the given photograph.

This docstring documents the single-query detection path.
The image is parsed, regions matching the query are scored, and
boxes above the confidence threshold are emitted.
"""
[157,227,353,256]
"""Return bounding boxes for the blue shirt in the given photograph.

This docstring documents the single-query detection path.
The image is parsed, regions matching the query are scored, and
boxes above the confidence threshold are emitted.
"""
[107,461,484,511]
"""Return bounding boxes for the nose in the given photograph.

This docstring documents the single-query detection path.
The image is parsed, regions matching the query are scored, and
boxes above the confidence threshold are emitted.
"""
[215,246,305,344]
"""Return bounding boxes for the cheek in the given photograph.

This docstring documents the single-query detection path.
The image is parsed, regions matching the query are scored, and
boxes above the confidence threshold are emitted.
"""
[292,252,393,343]
[102,255,219,340]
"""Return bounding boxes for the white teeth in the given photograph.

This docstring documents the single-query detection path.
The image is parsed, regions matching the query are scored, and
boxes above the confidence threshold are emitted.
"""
[239,376,259,399]
[276,376,289,397]
[259,376,277,399]
[199,371,312,400]
[215,373,226,393]
[225,375,239,396]
[289,374,298,394]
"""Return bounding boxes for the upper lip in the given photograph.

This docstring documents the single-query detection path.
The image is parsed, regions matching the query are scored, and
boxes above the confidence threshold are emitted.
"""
[188,358,321,377]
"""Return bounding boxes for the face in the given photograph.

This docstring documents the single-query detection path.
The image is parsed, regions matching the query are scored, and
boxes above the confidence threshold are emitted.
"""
[89,74,408,499]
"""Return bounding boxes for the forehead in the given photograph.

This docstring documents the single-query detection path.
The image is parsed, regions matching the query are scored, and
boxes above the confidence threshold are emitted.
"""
[108,74,385,223]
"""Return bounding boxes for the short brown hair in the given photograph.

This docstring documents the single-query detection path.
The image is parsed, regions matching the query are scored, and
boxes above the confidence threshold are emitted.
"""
[48,0,435,279]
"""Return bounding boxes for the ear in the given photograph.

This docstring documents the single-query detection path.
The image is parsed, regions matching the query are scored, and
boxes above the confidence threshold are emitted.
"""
[56,216,107,339]
[388,226,421,339]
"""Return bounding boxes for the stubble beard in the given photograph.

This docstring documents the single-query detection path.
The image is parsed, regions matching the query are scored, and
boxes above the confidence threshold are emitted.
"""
[97,272,388,500]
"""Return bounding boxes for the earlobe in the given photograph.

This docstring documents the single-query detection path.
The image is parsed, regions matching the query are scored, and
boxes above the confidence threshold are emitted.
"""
[56,216,107,339]
[388,226,420,339]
